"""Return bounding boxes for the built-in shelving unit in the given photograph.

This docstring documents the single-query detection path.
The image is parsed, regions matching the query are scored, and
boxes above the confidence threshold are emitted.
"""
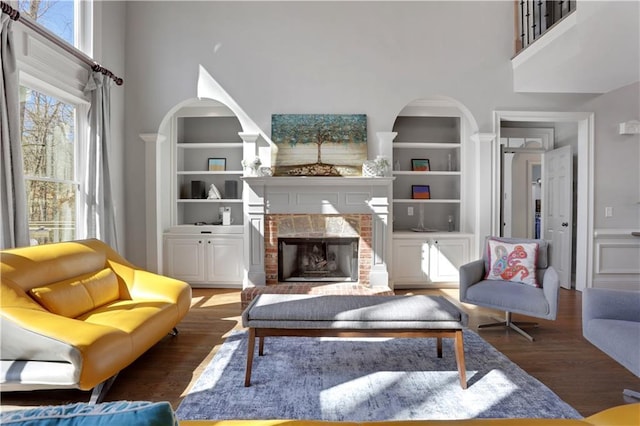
[389,109,473,289]
[391,116,462,232]
[174,116,244,227]
[164,106,246,288]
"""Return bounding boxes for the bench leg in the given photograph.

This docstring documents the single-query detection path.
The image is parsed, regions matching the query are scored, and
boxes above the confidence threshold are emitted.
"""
[454,330,467,389]
[436,337,442,358]
[259,336,265,356]
[245,328,256,387]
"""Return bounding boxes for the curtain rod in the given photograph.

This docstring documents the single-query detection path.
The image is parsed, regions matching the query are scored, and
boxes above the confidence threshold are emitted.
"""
[1,1,123,86]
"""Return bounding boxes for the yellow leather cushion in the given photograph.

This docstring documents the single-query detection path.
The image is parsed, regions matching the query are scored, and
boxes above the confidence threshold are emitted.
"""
[29,268,120,318]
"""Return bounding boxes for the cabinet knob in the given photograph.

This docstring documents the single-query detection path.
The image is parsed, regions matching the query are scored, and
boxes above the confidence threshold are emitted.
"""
[198,240,203,244]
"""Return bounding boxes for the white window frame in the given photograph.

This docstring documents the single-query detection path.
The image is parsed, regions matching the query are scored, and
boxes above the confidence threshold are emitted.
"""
[12,0,94,242]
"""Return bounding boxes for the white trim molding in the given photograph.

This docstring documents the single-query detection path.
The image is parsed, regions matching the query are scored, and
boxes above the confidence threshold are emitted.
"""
[593,229,640,288]
[139,133,166,273]
[470,132,496,256]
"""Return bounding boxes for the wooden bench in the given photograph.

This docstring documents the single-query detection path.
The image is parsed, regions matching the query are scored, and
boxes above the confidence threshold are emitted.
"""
[241,294,469,389]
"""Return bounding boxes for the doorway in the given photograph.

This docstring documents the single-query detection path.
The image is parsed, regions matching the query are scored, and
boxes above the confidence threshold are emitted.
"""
[493,111,595,291]
[499,127,553,240]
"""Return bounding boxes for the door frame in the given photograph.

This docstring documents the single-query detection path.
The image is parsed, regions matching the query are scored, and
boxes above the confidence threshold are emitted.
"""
[493,111,594,291]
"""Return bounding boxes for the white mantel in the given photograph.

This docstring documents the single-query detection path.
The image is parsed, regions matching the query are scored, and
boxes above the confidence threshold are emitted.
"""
[242,176,394,288]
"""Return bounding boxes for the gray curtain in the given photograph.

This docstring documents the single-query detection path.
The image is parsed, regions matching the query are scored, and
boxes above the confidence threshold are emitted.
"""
[84,72,118,250]
[0,15,29,249]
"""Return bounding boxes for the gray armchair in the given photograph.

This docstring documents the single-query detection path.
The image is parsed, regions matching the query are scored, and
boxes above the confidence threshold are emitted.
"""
[459,237,560,341]
[583,288,640,377]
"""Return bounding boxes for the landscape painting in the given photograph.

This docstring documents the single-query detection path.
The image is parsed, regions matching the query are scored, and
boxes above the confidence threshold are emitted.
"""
[271,114,367,176]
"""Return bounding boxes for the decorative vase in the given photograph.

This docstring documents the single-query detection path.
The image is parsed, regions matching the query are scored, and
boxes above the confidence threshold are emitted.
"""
[362,160,378,177]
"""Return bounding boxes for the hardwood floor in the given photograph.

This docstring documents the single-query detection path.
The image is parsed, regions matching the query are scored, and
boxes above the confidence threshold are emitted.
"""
[2,287,638,417]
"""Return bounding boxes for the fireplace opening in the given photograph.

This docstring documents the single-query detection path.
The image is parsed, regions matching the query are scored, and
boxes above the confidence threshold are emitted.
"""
[278,237,359,282]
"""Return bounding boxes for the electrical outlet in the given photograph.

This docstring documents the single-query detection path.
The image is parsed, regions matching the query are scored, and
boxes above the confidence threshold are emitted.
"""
[605,207,613,217]
[408,206,414,216]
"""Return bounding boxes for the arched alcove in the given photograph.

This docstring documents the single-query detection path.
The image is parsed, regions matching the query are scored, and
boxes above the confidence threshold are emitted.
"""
[388,96,479,289]
[144,97,248,282]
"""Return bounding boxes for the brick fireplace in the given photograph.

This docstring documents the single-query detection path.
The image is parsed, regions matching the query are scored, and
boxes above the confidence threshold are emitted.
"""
[265,213,372,285]
[242,176,394,290]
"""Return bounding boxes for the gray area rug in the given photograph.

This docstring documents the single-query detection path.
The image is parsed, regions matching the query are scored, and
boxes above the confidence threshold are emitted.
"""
[176,330,581,421]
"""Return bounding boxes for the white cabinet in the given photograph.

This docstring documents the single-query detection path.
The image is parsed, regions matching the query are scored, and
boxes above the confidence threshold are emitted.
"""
[392,233,472,287]
[163,234,244,287]
[164,236,206,283]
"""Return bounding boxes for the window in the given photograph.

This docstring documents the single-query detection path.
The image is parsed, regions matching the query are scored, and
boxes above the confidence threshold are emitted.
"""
[15,0,92,244]
[17,0,74,45]
[21,87,80,244]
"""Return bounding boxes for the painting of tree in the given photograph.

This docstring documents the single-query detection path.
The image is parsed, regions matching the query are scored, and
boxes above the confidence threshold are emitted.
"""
[271,114,367,176]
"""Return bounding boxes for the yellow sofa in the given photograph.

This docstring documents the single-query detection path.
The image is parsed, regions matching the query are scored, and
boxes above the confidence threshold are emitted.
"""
[0,239,192,403]
[179,403,639,425]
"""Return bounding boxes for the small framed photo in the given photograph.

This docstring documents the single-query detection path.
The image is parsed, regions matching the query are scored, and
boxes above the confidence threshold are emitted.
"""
[412,159,430,171]
[412,185,431,199]
[208,158,226,171]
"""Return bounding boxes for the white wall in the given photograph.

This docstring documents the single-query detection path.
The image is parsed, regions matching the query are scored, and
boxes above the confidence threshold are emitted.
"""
[581,82,640,230]
[119,1,637,268]
[580,81,640,289]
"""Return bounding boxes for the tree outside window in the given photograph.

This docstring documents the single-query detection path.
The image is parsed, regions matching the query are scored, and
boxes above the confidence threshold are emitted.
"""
[21,88,78,244]
[18,0,80,244]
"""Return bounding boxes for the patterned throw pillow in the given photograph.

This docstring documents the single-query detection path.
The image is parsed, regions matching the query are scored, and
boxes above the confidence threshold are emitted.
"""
[485,239,539,287]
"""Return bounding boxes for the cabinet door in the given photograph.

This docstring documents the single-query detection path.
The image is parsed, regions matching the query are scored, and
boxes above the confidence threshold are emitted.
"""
[164,237,206,282]
[429,238,469,283]
[392,239,428,283]
[205,237,244,284]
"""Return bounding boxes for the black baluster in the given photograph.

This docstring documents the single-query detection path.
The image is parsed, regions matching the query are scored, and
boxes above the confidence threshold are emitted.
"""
[532,0,537,40]
[537,1,543,37]
[520,0,526,49]
[525,0,531,46]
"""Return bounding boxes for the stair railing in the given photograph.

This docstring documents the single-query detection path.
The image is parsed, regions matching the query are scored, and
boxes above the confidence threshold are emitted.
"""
[514,0,577,55]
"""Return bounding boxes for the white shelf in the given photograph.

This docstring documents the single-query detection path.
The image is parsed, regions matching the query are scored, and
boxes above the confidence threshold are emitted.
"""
[394,198,461,204]
[393,171,460,176]
[177,171,243,175]
[393,142,460,149]
[177,199,242,203]
[177,142,243,149]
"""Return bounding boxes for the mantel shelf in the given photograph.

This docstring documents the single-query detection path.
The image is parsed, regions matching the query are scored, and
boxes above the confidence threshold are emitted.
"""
[242,176,395,187]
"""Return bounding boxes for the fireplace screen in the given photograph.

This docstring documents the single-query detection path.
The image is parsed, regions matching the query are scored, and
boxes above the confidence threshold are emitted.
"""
[278,237,359,282]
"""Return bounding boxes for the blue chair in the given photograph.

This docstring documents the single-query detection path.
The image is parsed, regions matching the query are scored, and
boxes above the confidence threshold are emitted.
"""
[459,237,560,341]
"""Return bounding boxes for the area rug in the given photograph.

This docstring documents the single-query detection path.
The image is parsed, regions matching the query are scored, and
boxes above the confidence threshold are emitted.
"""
[176,330,581,421]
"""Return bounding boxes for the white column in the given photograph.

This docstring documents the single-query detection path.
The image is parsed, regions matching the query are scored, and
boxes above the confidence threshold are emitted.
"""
[368,179,393,288]
[239,132,260,175]
[139,133,166,273]
[242,177,266,287]
[471,132,496,255]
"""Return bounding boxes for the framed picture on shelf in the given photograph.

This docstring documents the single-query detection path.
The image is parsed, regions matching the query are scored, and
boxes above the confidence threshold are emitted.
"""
[412,159,430,171]
[412,185,431,199]
[208,158,226,171]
